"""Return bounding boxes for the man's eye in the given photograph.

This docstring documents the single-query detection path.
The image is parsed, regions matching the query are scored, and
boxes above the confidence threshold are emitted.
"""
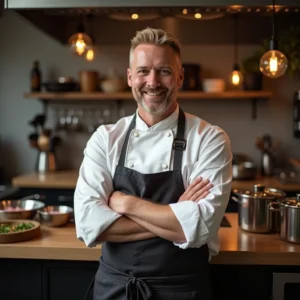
[160,69,171,75]
[137,69,148,74]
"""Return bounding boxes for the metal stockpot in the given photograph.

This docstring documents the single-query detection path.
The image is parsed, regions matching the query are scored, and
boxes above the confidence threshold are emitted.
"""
[232,161,257,180]
[269,194,300,244]
[232,184,286,233]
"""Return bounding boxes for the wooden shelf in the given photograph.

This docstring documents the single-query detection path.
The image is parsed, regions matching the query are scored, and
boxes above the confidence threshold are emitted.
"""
[24,91,272,101]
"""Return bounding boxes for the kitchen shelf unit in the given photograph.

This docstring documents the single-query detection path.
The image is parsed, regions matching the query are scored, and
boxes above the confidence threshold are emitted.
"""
[24,90,273,119]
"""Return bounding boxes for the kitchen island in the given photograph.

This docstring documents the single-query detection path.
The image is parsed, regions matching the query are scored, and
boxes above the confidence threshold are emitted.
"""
[1,214,300,300]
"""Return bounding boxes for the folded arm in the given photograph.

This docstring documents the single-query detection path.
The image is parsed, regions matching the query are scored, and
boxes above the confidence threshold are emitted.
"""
[74,128,154,247]
[109,176,213,243]
[97,216,157,242]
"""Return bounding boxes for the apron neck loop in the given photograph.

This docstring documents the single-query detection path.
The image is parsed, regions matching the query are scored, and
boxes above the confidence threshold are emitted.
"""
[118,108,186,171]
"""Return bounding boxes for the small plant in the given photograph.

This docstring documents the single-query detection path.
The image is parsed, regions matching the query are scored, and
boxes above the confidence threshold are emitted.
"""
[278,26,300,77]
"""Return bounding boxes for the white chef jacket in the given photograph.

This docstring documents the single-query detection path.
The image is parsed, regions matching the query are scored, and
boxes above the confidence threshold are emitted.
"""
[74,105,232,257]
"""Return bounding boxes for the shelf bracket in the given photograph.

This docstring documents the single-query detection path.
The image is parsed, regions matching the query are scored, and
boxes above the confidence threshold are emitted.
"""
[251,98,257,120]
[42,100,49,118]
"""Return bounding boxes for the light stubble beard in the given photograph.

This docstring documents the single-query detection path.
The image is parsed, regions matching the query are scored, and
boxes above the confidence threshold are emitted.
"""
[132,89,178,116]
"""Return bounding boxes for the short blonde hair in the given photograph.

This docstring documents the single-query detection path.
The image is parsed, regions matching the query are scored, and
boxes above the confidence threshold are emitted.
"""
[129,27,181,66]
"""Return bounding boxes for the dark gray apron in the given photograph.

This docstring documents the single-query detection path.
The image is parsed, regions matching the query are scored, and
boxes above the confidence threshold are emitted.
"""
[93,108,212,300]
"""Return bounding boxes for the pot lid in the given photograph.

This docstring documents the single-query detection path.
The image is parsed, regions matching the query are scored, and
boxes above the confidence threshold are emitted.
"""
[280,194,300,208]
[232,184,286,200]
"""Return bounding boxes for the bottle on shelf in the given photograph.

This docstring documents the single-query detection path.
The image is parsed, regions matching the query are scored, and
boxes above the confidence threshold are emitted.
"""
[293,90,300,138]
[30,60,42,92]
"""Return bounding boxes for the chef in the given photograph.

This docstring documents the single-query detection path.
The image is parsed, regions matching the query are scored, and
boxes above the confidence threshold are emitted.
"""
[74,27,232,300]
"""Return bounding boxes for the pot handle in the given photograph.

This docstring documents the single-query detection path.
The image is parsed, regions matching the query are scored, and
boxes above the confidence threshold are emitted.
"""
[231,196,241,203]
[268,202,280,211]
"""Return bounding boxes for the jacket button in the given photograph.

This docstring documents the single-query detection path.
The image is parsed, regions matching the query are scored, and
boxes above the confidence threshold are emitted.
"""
[134,131,139,137]
[167,132,172,137]
[162,163,168,169]
[129,163,134,168]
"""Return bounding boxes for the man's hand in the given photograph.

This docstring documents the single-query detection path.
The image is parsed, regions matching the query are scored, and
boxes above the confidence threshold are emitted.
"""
[108,191,128,214]
[178,177,213,202]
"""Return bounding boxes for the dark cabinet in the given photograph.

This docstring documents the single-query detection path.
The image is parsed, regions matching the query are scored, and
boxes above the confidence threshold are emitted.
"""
[0,259,43,300]
[0,259,98,300]
[10,188,75,208]
[43,261,98,300]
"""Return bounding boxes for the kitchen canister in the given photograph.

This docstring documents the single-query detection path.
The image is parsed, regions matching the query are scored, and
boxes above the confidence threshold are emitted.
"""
[79,70,99,92]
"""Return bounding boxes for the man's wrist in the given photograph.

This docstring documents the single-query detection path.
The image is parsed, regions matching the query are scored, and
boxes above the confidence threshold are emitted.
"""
[122,194,135,214]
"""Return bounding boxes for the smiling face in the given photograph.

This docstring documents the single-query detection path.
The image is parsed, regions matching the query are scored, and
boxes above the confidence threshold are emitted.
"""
[127,44,184,123]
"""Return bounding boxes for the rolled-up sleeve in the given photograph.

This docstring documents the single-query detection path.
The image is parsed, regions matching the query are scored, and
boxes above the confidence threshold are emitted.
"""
[74,127,121,247]
[169,126,232,249]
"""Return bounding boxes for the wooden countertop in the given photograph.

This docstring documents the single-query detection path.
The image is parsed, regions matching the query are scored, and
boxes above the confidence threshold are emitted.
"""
[12,170,300,191]
[1,214,300,265]
[12,170,79,189]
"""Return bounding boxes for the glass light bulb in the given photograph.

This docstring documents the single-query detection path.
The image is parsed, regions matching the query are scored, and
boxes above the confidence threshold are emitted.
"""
[85,48,95,62]
[229,70,243,87]
[68,32,93,56]
[259,50,288,78]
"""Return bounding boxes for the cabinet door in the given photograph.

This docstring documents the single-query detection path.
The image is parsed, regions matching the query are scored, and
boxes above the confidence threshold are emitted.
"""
[0,259,43,300]
[16,188,75,207]
[43,260,98,300]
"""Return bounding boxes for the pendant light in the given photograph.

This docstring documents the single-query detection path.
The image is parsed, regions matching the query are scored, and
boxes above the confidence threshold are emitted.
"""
[259,0,288,78]
[229,13,243,88]
[68,17,93,57]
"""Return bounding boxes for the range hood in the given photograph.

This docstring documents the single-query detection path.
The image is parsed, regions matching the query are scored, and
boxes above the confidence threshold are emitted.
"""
[4,0,300,45]
[4,0,300,9]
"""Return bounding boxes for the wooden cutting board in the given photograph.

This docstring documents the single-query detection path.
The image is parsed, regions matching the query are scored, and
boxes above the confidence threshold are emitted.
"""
[0,220,41,243]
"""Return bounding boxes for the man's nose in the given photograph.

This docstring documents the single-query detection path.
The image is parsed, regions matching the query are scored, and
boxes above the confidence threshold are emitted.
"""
[147,70,160,88]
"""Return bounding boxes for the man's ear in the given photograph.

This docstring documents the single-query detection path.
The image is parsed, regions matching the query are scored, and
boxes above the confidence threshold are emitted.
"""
[127,68,132,87]
[178,67,184,88]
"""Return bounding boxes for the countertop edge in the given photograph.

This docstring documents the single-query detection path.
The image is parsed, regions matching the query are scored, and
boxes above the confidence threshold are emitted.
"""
[1,247,300,265]
[11,171,300,191]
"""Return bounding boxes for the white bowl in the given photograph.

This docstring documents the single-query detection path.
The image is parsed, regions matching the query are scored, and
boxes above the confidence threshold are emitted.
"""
[202,79,225,93]
[100,78,127,93]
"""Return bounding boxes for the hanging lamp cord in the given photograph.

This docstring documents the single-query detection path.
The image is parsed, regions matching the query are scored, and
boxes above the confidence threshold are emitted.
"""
[272,0,276,39]
[233,13,239,67]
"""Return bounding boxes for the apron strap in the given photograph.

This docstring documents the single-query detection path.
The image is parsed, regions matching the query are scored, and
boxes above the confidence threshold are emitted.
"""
[118,108,186,171]
[173,108,186,171]
[118,114,137,167]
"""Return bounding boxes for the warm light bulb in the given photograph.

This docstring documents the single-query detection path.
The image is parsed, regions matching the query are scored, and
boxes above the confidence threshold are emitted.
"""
[85,48,95,62]
[75,34,86,55]
[182,9,188,15]
[131,13,139,20]
[259,49,288,78]
[68,32,93,57]
[194,13,202,19]
[229,70,243,87]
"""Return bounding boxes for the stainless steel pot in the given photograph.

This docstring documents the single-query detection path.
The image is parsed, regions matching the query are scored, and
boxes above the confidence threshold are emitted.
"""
[232,161,257,180]
[269,194,300,244]
[232,184,286,233]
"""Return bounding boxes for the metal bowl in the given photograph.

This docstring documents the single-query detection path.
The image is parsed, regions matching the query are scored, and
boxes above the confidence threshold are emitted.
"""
[37,205,73,227]
[0,199,45,221]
